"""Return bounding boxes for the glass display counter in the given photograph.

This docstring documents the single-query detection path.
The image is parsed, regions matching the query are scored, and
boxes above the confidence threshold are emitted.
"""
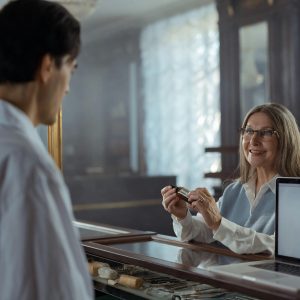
[75,222,296,299]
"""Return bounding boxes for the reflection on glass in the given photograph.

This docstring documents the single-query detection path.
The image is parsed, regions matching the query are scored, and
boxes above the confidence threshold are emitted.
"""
[239,22,269,120]
[110,241,244,269]
[74,221,129,240]
[111,241,182,262]
[177,247,244,269]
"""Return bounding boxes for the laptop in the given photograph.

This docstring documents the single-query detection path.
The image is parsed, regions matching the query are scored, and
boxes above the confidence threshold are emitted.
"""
[208,177,300,296]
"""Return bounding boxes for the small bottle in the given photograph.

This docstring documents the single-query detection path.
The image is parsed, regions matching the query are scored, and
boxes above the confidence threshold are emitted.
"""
[171,185,190,202]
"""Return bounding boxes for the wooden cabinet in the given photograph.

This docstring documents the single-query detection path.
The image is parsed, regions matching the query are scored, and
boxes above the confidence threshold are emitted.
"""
[66,175,176,235]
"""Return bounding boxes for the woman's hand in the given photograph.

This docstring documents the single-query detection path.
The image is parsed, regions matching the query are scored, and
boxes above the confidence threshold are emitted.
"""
[161,186,188,220]
[188,188,222,231]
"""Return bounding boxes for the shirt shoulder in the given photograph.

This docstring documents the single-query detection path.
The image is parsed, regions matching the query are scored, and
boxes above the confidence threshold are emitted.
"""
[222,180,244,196]
[0,135,68,212]
[217,180,245,210]
[0,127,59,178]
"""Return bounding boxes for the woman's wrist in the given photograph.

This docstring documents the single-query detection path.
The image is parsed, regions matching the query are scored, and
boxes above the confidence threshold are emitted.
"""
[211,217,222,231]
[173,209,188,221]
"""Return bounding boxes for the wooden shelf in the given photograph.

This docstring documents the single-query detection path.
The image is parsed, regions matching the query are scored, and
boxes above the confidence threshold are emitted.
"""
[205,146,238,153]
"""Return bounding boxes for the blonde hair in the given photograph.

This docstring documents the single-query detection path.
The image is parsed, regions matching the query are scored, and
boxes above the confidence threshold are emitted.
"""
[239,103,300,183]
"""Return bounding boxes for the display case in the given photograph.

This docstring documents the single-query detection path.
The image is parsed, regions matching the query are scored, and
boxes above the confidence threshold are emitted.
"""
[76,222,299,300]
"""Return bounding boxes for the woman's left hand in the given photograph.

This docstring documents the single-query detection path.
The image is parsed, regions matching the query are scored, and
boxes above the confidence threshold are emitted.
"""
[188,188,222,231]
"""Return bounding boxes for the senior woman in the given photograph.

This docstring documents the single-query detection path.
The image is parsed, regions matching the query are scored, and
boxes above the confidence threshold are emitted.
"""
[161,103,300,255]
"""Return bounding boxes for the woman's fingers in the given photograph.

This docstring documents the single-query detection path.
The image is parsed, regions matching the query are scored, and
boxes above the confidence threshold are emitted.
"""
[161,185,172,196]
[161,186,177,209]
[188,188,221,230]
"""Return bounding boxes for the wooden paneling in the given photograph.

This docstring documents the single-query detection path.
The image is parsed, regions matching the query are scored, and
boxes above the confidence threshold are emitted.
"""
[66,175,176,235]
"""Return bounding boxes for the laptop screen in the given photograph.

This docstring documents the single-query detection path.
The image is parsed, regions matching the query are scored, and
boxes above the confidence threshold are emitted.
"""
[276,178,300,260]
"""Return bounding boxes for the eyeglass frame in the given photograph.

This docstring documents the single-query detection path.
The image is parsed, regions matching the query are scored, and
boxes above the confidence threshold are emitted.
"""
[239,127,280,139]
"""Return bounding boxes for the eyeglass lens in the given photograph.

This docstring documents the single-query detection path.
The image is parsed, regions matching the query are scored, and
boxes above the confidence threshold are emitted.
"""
[241,128,276,138]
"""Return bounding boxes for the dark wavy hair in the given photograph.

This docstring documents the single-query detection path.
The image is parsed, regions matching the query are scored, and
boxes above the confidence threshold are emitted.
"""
[0,0,80,83]
[239,103,300,183]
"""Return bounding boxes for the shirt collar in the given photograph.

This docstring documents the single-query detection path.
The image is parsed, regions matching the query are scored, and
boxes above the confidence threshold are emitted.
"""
[0,99,43,147]
[268,175,278,194]
[244,173,278,195]
[243,173,278,209]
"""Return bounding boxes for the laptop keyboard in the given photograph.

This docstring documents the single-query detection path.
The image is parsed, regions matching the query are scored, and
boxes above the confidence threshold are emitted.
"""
[254,261,300,276]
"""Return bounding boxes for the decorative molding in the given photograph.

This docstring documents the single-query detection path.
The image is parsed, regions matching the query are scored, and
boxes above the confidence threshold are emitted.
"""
[73,199,161,211]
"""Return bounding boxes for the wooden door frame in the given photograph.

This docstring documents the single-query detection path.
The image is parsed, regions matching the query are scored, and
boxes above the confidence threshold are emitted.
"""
[47,109,62,170]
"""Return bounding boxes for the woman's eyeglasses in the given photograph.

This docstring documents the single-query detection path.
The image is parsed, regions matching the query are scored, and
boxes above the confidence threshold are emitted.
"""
[240,127,279,140]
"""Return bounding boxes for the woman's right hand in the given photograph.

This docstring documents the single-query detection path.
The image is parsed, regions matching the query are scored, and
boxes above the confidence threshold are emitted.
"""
[161,186,188,220]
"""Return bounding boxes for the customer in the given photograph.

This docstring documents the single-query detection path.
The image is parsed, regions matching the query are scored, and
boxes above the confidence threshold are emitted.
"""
[161,103,300,255]
[0,1,93,299]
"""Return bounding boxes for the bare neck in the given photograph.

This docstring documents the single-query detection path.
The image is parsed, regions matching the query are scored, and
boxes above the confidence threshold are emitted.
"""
[255,168,277,194]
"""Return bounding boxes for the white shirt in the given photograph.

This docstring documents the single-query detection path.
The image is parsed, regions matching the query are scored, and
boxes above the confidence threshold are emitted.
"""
[172,176,276,255]
[243,174,277,210]
[0,100,93,300]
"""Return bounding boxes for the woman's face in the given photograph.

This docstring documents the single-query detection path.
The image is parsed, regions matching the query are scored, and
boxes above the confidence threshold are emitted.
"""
[242,112,279,174]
